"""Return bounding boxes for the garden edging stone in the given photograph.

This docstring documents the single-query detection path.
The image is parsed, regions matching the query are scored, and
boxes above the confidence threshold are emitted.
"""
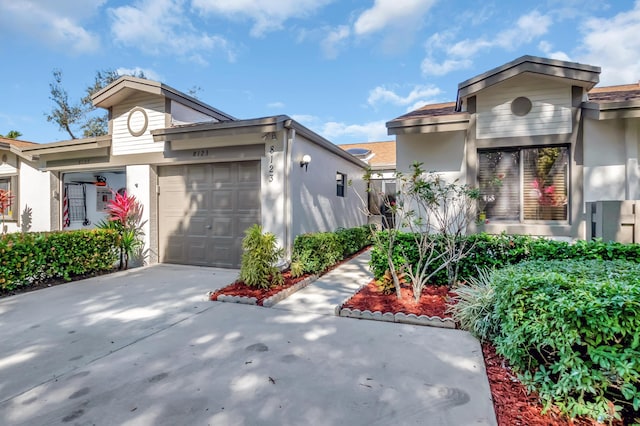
[337,306,456,328]
[213,274,319,307]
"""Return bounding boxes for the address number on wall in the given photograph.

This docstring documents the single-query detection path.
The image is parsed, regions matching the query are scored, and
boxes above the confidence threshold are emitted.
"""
[268,145,275,182]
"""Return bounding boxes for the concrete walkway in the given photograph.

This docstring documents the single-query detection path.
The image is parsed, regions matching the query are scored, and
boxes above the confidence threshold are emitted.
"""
[272,250,373,315]
[0,261,497,426]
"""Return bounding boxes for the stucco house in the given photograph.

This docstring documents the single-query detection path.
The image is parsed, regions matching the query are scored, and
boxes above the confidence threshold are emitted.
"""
[0,137,51,233]
[387,55,640,241]
[10,76,367,268]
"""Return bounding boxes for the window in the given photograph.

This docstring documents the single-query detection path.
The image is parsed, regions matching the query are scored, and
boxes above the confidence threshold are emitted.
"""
[336,172,346,197]
[478,146,568,222]
[0,176,17,220]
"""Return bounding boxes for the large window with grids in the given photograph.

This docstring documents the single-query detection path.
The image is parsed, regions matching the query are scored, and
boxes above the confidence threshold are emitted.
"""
[478,146,569,222]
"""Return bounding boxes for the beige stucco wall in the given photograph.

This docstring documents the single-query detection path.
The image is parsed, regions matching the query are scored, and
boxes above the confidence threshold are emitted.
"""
[396,130,466,181]
[583,118,639,202]
[289,134,367,240]
[1,156,51,233]
[18,161,51,232]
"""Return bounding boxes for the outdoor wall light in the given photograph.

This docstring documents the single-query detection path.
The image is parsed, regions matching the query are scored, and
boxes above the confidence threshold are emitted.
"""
[300,154,311,171]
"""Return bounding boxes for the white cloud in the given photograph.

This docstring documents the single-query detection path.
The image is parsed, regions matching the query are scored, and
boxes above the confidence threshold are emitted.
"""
[538,41,571,62]
[576,1,640,85]
[321,120,388,142]
[422,10,552,76]
[353,0,436,36]
[494,11,552,49]
[421,58,472,76]
[109,0,236,63]
[192,0,334,37]
[116,67,162,81]
[267,102,285,109]
[0,0,103,53]
[367,85,441,108]
[321,25,351,59]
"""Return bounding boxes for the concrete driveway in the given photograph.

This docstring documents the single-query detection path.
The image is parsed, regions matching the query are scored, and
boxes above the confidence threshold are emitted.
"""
[0,264,496,426]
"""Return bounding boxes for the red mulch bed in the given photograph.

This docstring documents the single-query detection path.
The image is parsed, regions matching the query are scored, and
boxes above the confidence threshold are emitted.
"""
[210,247,371,306]
[209,270,309,306]
[341,280,454,318]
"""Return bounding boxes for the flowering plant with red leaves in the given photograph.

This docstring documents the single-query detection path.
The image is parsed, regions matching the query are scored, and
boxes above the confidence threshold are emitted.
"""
[0,189,14,233]
[106,190,143,229]
[99,190,146,269]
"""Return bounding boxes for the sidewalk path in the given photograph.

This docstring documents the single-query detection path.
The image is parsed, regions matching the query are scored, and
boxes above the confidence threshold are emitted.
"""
[272,250,373,315]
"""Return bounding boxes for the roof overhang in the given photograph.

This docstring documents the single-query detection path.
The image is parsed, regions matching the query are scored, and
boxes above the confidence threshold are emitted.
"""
[582,100,640,120]
[456,55,601,110]
[152,115,367,169]
[20,135,112,160]
[386,113,470,135]
[0,142,38,161]
[91,76,235,121]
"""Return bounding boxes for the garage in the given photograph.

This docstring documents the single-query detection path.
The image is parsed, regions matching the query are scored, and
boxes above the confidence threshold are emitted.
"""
[158,161,260,268]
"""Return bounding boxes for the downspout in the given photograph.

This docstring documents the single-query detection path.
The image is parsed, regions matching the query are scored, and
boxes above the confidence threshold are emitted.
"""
[283,120,295,262]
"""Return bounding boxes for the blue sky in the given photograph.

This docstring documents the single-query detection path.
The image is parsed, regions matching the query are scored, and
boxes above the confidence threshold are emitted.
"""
[0,0,639,145]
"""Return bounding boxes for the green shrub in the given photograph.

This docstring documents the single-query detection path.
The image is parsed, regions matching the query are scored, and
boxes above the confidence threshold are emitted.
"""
[293,231,342,274]
[370,232,640,283]
[448,268,498,342]
[239,224,284,289]
[293,225,372,275]
[0,229,119,291]
[491,259,640,422]
[335,226,373,257]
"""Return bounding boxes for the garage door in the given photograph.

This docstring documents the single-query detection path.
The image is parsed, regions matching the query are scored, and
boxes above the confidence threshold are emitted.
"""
[158,161,261,268]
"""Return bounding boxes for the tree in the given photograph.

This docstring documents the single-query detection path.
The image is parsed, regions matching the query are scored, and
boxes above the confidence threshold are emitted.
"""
[47,68,145,139]
[0,130,22,139]
[361,163,479,301]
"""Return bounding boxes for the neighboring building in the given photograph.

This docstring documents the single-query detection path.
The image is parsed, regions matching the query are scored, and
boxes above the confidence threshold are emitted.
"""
[339,141,396,217]
[12,76,367,268]
[387,55,640,240]
[0,137,51,233]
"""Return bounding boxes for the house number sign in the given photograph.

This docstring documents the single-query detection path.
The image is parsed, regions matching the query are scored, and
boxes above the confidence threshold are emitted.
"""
[268,145,275,182]
[192,149,209,157]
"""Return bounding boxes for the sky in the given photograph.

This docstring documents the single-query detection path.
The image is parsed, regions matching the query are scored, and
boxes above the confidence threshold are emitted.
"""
[0,0,639,145]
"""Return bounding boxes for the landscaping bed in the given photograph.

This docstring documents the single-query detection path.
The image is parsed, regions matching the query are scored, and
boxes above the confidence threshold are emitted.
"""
[209,270,313,306]
[340,280,453,318]
[209,246,370,306]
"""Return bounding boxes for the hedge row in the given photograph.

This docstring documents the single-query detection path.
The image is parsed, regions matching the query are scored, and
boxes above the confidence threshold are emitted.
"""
[491,260,640,422]
[0,230,120,291]
[370,232,640,282]
[293,225,373,275]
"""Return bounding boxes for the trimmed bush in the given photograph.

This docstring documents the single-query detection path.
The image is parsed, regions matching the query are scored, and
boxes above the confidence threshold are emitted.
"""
[370,232,640,283]
[239,224,284,289]
[492,259,640,422]
[0,229,119,291]
[293,225,372,275]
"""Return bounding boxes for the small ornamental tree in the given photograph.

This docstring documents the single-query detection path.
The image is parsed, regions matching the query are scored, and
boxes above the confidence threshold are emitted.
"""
[98,191,146,269]
[361,163,479,301]
[0,189,14,233]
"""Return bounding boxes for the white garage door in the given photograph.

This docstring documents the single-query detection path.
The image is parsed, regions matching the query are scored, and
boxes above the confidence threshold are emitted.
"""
[158,161,261,268]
